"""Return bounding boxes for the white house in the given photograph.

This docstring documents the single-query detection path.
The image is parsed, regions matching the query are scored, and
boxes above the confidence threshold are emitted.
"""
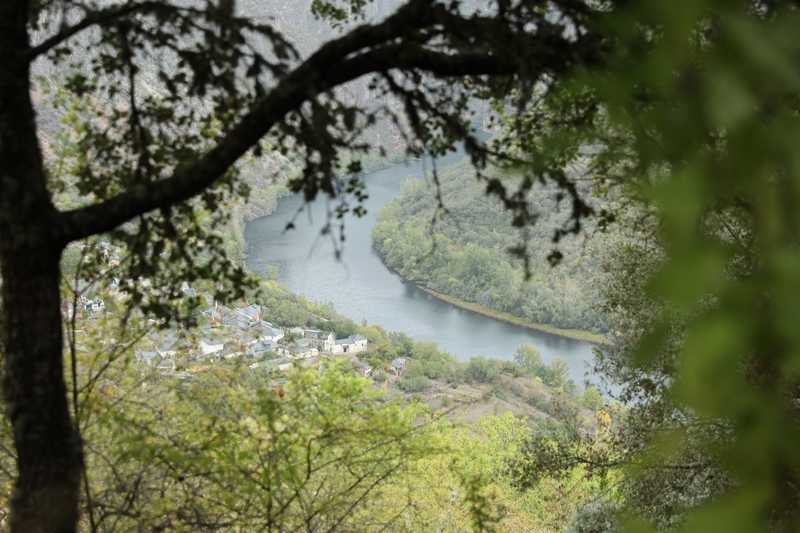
[331,334,368,355]
[200,337,224,355]
[323,332,335,352]
[204,293,217,309]
[220,345,242,360]
[135,351,158,366]
[83,298,104,311]
[222,314,247,329]
[255,320,274,328]
[156,358,176,372]
[237,333,258,348]
[259,327,285,343]
[350,334,368,351]
[154,333,179,358]
[201,308,220,323]
[331,338,352,355]
[287,345,318,360]
[180,281,197,298]
[355,361,373,377]
[249,340,280,359]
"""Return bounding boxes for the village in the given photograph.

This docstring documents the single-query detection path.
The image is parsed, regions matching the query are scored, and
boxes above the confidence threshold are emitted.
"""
[64,261,409,383]
[140,292,381,376]
[58,243,610,439]
[60,245,599,423]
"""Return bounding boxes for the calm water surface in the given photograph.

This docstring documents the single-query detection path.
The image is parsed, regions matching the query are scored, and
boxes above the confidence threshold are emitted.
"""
[244,152,598,385]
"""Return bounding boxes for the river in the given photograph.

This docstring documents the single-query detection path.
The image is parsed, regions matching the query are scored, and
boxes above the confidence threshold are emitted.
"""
[243,151,598,386]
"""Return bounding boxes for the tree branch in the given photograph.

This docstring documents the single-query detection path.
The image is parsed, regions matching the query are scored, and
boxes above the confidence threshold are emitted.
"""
[27,1,170,60]
[56,0,577,243]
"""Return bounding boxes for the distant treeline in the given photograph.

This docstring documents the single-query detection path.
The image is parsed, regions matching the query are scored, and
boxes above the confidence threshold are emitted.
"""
[371,158,608,333]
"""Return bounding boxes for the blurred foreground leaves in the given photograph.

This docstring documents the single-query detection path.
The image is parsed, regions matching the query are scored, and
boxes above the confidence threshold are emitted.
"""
[560,1,800,531]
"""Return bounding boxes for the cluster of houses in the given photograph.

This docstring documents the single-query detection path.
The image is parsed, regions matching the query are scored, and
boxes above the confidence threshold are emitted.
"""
[115,284,376,377]
[62,246,403,380]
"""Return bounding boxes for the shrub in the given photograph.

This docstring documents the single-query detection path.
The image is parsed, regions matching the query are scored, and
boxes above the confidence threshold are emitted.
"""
[530,397,551,414]
[261,351,279,361]
[405,360,425,378]
[373,371,387,383]
[465,356,500,383]
[422,360,446,379]
[491,386,508,402]
[397,376,431,392]
[411,340,455,362]
[579,387,604,410]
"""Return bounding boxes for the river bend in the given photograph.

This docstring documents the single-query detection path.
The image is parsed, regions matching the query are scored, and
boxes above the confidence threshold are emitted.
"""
[244,153,597,385]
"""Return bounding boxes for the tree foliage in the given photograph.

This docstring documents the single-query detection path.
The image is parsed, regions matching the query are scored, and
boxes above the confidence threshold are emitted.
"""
[5,0,800,531]
[513,344,571,389]
[2,0,610,526]
[497,1,800,531]
[372,160,608,332]
[397,375,432,392]
[1,315,560,533]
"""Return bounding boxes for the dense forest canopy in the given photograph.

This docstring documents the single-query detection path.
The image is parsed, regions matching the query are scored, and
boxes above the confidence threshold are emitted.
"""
[372,158,607,333]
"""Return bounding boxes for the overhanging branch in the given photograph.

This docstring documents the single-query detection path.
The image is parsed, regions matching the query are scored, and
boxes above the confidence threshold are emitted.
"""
[56,0,582,243]
[27,1,169,60]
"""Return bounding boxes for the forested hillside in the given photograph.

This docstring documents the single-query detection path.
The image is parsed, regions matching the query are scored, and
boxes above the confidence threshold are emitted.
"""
[372,158,608,334]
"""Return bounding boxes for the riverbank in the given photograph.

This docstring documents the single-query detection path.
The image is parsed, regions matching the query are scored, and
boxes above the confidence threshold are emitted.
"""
[244,147,598,382]
[414,284,610,345]
[232,153,405,263]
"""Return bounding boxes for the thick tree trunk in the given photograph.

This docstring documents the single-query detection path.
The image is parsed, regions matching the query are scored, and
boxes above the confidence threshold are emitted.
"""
[0,1,83,532]
[1,249,81,533]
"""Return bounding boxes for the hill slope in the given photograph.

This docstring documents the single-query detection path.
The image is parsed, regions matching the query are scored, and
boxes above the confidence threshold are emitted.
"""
[372,158,608,334]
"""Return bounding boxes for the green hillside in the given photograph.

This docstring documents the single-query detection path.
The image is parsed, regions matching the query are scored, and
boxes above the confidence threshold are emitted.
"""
[372,158,608,334]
